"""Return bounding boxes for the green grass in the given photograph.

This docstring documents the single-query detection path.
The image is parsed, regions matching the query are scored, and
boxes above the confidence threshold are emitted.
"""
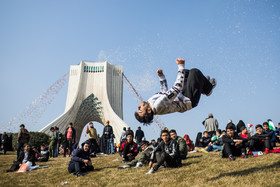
[0,150,279,187]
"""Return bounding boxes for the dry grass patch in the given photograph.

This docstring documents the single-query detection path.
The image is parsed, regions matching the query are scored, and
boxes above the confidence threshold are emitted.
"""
[0,151,279,186]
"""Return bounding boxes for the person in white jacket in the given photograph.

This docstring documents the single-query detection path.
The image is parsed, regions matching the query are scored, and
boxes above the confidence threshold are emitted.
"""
[135,58,216,125]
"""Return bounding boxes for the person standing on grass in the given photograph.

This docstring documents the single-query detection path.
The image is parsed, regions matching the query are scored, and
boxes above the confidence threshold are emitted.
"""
[86,122,99,156]
[17,124,30,159]
[203,113,219,137]
[146,129,181,174]
[135,126,145,146]
[2,132,9,155]
[64,122,76,157]
[103,120,113,154]
[49,127,57,158]
[68,140,94,177]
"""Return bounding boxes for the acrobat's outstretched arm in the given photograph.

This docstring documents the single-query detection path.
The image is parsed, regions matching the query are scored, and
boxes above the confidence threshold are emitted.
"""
[157,69,168,93]
[163,58,185,100]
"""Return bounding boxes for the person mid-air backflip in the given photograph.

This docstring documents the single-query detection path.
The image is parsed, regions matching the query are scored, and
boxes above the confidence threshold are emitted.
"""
[135,58,217,125]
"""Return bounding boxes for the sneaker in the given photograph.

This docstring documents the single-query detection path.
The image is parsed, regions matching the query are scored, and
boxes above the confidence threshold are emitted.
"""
[158,165,165,169]
[118,165,131,169]
[265,148,270,154]
[134,162,143,168]
[241,154,248,159]
[206,78,217,96]
[228,155,235,161]
[146,168,156,175]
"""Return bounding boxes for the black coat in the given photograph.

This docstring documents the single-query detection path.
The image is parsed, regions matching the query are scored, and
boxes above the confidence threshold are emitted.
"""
[18,149,36,166]
[236,120,246,134]
[64,127,76,142]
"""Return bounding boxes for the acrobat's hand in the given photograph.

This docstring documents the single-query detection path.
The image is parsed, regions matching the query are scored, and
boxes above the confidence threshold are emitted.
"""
[156,69,164,77]
[176,58,185,65]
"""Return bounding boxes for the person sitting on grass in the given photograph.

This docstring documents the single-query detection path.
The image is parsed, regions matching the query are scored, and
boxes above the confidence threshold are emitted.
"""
[120,133,138,163]
[183,134,194,152]
[276,122,280,143]
[194,131,211,153]
[263,122,277,148]
[68,140,94,177]
[32,146,40,161]
[135,58,216,125]
[238,126,251,148]
[170,129,188,159]
[205,129,224,152]
[146,130,181,174]
[6,143,36,172]
[118,140,153,169]
[37,144,49,162]
[221,124,248,161]
[249,124,271,154]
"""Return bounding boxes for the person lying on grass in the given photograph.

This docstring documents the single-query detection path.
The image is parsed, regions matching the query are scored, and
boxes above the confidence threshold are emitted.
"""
[135,58,216,125]
[118,140,153,169]
[146,130,181,174]
[68,140,93,177]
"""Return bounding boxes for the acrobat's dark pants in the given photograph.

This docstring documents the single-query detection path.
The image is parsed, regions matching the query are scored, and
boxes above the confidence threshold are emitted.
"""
[182,68,213,108]
[68,161,94,174]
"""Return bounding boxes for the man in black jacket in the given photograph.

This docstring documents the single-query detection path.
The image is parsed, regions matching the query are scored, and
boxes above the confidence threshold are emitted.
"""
[7,143,36,172]
[135,126,145,146]
[222,124,248,161]
[146,130,181,174]
[103,120,113,154]
[64,123,76,157]
[68,140,94,176]
[249,124,271,154]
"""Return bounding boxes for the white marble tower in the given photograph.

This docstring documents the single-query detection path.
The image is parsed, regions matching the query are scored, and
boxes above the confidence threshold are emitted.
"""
[40,61,128,143]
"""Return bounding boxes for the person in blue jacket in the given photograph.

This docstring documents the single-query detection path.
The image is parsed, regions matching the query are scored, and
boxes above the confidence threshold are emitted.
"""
[68,140,94,176]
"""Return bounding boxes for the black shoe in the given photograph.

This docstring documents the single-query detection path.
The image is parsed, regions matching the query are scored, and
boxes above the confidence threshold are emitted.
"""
[76,172,86,177]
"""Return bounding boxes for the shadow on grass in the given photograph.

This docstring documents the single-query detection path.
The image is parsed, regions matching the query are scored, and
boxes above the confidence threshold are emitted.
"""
[208,160,280,181]
[187,155,203,159]
[182,161,200,167]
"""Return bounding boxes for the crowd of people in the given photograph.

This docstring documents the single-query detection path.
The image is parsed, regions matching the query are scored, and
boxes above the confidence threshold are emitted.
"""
[3,118,280,176]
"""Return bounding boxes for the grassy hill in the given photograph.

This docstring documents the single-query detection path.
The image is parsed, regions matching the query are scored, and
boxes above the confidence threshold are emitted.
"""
[0,150,279,187]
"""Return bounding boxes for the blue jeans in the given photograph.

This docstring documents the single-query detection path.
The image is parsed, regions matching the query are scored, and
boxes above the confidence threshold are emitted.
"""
[109,139,114,154]
[206,145,223,152]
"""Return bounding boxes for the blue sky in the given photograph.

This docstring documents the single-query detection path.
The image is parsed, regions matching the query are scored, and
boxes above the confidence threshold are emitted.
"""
[0,0,279,142]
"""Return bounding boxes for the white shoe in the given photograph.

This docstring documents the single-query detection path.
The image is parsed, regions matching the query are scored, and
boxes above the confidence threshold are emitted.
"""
[134,162,143,168]
[145,168,156,174]
[118,165,131,169]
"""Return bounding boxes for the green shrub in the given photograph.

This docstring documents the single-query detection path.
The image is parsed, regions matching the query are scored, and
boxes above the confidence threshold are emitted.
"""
[12,131,50,150]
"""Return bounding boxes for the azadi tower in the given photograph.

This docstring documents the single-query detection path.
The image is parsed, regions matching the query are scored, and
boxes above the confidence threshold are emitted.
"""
[40,61,128,143]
